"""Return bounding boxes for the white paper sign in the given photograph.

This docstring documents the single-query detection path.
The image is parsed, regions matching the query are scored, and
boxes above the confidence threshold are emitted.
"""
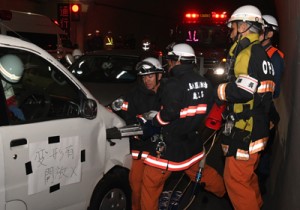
[28,136,81,195]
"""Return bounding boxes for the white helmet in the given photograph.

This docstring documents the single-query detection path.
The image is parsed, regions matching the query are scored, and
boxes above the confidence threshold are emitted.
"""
[263,15,279,31]
[0,54,24,83]
[167,43,196,63]
[65,54,75,65]
[227,5,264,28]
[136,57,164,76]
[72,49,83,59]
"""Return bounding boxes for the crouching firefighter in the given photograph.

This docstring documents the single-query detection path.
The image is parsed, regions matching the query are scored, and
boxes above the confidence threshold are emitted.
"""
[215,5,275,210]
[119,57,165,210]
[139,43,226,210]
[0,54,25,121]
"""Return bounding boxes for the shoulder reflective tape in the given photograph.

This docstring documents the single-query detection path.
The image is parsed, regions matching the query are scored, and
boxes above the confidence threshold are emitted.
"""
[267,46,284,59]
[257,80,275,93]
[180,104,207,118]
[144,152,204,171]
[121,101,128,111]
[235,75,258,94]
[217,83,227,101]
[156,112,169,125]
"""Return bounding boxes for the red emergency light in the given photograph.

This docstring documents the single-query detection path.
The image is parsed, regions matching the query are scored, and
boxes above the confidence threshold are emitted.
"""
[185,12,200,19]
[184,12,200,23]
[211,12,227,19]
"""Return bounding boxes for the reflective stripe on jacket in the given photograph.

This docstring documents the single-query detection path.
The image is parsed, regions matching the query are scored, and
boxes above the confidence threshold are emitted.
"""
[145,64,214,170]
[217,33,275,160]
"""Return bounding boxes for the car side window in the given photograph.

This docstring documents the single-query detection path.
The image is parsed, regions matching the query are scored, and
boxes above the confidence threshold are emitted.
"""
[0,47,84,125]
[70,55,137,83]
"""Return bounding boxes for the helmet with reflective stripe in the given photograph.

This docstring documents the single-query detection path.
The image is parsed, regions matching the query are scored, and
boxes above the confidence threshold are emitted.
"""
[263,15,279,31]
[227,5,264,28]
[166,43,196,63]
[0,54,24,83]
[136,57,164,76]
[72,49,83,59]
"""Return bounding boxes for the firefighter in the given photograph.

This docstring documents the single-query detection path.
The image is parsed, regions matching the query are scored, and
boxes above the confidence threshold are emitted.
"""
[215,5,275,210]
[0,54,25,121]
[258,14,285,194]
[103,30,114,50]
[140,43,226,210]
[120,57,164,210]
[260,15,284,99]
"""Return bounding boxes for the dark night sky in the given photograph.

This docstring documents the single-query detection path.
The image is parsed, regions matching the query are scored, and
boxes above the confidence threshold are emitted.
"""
[168,0,277,17]
[95,0,277,21]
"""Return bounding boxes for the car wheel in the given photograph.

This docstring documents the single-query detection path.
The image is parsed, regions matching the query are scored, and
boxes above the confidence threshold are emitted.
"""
[89,170,131,210]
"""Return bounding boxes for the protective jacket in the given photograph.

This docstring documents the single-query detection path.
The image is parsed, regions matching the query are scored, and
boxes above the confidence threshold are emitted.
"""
[217,33,275,160]
[121,80,163,160]
[264,43,284,98]
[144,64,214,171]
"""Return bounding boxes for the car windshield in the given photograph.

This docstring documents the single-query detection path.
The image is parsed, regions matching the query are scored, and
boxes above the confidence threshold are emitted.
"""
[70,54,138,83]
[174,24,230,49]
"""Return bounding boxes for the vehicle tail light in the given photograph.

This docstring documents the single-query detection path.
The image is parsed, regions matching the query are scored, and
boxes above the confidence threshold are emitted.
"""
[211,12,227,19]
[184,12,200,23]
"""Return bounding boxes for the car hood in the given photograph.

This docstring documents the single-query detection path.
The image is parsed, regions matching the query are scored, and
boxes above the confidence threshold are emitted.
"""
[82,82,137,106]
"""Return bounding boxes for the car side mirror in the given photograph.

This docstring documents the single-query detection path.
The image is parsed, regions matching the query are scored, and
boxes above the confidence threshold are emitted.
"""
[81,98,97,119]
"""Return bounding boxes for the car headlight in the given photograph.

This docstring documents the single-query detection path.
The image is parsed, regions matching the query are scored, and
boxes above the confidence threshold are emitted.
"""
[214,67,225,75]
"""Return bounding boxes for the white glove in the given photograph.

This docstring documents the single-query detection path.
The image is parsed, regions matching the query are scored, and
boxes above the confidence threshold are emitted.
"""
[142,110,158,121]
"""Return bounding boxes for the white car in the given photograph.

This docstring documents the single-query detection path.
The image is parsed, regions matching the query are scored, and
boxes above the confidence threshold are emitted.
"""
[0,35,131,210]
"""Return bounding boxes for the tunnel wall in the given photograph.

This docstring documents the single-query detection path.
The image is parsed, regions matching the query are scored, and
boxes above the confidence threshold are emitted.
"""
[267,0,300,209]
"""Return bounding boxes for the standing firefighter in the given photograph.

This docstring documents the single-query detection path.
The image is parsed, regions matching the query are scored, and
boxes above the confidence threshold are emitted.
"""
[140,43,226,210]
[258,14,285,193]
[215,5,275,210]
[120,57,164,210]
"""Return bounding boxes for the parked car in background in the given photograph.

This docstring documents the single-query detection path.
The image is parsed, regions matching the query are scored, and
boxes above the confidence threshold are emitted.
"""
[0,9,73,60]
[68,50,143,107]
[0,35,131,210]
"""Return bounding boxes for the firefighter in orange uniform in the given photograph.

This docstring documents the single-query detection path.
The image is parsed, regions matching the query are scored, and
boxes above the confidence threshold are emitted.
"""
[120,57,164,210]
[215,5,275,210]
[140,43,226,210]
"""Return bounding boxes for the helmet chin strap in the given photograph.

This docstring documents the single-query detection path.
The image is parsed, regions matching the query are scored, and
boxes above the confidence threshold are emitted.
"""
[232,21,253,43]
[261,28,272,43]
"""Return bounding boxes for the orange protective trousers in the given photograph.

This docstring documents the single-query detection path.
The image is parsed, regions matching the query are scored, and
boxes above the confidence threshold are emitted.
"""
[129,159,146,210]
[140,162,226,210]
[223,153,263,210]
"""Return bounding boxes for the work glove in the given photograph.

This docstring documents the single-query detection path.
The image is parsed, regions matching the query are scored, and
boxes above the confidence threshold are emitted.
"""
[137,114,161,140]
[141,110,158,121]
